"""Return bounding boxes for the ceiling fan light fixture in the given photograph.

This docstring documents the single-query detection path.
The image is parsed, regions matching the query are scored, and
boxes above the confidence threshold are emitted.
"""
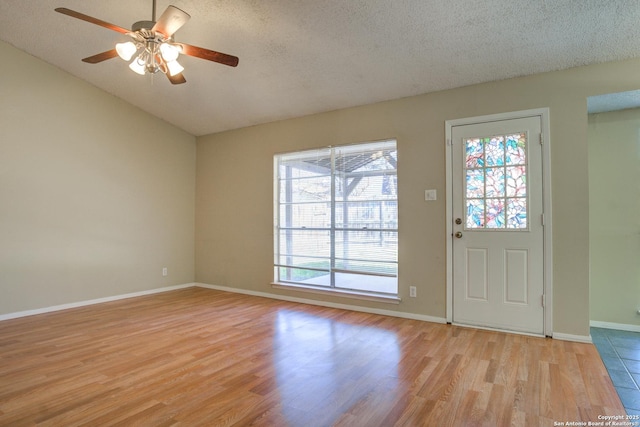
[129,57,147,75]
[116,41,137,61]
[166,59,184,76]
[160,42,181,62]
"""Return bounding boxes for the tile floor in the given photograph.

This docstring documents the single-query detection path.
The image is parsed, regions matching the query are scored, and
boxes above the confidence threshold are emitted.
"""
[592,327,640,415]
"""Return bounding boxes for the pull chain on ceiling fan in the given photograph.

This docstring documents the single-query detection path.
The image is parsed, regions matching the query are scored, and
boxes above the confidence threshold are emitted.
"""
[55,1,239,85]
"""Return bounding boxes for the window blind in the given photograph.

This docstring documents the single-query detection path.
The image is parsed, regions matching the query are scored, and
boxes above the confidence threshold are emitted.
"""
[274,140,398,295]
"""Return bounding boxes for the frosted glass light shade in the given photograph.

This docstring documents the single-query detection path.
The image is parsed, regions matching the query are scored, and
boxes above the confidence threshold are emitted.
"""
[129,58,146,75]
[166,60,184,76]
[116,42,137,61]
[160,43,181,62]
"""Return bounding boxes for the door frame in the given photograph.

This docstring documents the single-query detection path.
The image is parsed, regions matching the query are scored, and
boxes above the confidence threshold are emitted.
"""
[445,108,553,337]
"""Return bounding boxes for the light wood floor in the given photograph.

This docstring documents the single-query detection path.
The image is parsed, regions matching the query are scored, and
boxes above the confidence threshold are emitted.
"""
[0,288,624,426]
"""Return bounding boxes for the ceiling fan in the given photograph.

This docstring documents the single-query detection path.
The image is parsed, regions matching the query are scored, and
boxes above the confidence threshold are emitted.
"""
[55,1,239,85]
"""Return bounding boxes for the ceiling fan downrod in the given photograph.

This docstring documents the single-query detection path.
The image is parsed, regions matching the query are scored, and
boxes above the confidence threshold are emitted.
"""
[132,0,157,32]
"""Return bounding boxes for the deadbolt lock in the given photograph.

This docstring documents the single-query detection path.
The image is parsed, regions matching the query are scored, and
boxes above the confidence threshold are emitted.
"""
[455,218,462,225]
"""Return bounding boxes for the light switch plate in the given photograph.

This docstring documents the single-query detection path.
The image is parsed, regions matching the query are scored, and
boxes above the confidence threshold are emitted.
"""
[425,189,437,201]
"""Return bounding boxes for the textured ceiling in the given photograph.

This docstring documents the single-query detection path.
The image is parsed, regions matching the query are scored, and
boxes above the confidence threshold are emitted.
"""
[2,0,640,136]
[588,90,640,114]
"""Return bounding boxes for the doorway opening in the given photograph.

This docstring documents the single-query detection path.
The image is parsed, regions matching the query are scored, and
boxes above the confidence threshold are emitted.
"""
[588,90,640,413]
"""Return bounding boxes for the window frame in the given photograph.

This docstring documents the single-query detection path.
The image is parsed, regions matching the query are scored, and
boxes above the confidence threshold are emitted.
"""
[273,140,399,300]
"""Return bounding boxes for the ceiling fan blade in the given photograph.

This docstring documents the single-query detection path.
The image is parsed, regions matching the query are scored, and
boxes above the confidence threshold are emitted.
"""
[167,72,187,85]
[54,8,129,34]
[178,43,239,67]
[152,6,190,38]
[82,49,119,64]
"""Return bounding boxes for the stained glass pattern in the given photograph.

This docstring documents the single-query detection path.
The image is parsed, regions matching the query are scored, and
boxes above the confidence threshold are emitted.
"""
[465,139,484,168]
[464,132,528,230]
[466,199,484,228]
[505,133,526,165]
[486,167,505,197]
[485,137,505,167]
[506,166,526,197]
[486,199,505,228]
[466,169,484,198]
[507,198,527,228]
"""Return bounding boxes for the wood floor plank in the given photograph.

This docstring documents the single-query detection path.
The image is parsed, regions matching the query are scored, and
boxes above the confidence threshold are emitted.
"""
[0,287,626,426]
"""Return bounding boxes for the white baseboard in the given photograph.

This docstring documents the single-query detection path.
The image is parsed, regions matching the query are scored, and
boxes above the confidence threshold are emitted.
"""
[195,282,448,325]
[0,283,196,321]
[552,332,592,343]
[590,320,640,333]
[1,282,590,343]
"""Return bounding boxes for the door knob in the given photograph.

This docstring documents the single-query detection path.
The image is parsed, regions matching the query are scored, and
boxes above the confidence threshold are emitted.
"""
[455,231,463,238]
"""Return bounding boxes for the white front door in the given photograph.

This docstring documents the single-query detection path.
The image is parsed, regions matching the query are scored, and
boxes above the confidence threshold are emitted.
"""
[450,115,545,334]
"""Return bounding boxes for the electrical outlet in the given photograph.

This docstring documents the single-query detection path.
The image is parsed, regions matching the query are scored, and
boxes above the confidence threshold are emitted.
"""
[409,286,417,298]
[162,267,168,277]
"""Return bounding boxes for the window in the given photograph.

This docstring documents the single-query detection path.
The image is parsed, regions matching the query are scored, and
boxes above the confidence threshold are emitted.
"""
[464,133,528,229]
[274,140,398,296]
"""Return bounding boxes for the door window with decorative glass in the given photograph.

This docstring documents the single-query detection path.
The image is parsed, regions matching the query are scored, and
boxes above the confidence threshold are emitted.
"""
[464,133,528,230]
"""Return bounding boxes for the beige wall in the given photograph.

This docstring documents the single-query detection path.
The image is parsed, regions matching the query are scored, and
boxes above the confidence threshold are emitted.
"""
[196,58,640,338]
[0,41,196,315]
[6,37,640,337]
[589,108,640,326]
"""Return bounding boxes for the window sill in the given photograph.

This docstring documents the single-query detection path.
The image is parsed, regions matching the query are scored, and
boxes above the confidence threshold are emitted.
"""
[271,282,401,304]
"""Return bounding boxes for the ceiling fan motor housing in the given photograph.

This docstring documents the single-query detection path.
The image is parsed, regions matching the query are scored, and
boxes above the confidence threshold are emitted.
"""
[132,20,155,32]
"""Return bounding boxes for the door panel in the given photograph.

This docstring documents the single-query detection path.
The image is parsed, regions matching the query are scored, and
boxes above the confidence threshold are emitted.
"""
[466,248,488,300]
[451,116,544,334]
[505,249,528,304]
